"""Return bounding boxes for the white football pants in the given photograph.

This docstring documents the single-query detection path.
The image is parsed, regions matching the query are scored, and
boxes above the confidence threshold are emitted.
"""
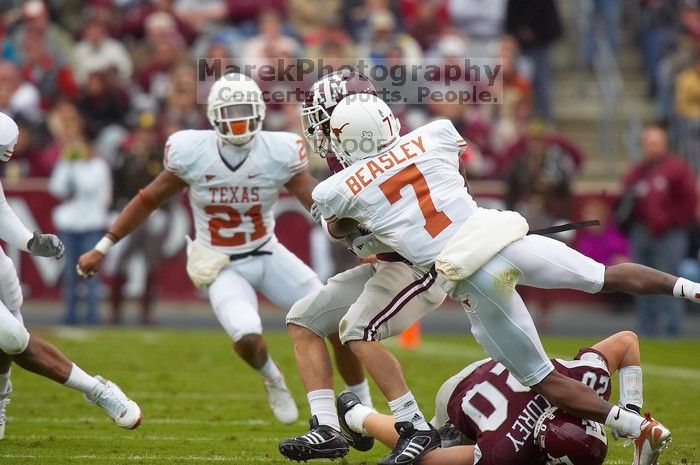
[450,235,605,386]
[208,238,321,342]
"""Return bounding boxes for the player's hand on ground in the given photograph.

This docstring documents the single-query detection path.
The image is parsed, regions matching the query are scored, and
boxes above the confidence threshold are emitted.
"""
[27,231,65,259]
[77,249,104,278]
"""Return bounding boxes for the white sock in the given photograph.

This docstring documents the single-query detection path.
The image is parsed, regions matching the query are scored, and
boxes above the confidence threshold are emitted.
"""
[345,380,373,408]
[64,364,100,394]
[619,366,643,413]
[605,405,644,438]
[673,277,700,302]
[388,391,430,431]
[345,403,375,435]
[0,369,10,395]
[308,389,340,431]
[257,356,283,383]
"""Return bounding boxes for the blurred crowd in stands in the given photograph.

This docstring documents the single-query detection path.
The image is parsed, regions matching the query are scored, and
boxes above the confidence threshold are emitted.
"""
[0,0,698,336]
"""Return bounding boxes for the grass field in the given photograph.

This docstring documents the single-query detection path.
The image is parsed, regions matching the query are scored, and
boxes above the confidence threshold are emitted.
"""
[0,328,698,465]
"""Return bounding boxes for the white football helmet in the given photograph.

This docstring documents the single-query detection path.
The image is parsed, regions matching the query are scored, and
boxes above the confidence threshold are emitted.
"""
[0,112,18,162]
[328,94,400,167]
[207,73,266,145]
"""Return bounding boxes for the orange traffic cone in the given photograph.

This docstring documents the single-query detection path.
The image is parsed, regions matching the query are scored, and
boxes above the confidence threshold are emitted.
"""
[398,322,421,349]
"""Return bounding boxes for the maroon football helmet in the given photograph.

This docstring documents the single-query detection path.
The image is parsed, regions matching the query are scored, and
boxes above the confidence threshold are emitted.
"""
[534,407,608,465]
[301,69,377,169]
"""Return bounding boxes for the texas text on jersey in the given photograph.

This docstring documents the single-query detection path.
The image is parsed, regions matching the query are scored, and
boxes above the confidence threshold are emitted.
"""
[313,119,474,270]
[445,349,611,465]
[164,129,307,255]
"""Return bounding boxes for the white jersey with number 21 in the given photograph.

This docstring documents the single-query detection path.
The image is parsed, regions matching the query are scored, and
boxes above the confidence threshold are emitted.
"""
[164,129,307,255]
[313,119,477,270]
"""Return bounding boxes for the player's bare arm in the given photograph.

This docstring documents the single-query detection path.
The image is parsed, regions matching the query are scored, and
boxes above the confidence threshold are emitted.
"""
[325,217,360,239]
[591,331,641,375]
[284,170,318,211]
[77,170,188,277]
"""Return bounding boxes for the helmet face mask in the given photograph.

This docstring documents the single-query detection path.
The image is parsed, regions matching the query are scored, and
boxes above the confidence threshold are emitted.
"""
[207,73,266,146]
[301,70,378,159]
[300,103,331,155]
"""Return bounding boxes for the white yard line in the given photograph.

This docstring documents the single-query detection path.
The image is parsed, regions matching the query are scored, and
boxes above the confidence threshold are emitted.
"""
[0,454,271,462]
[9,434,280,443]
[8,417,270,426]
[129,391,262,400]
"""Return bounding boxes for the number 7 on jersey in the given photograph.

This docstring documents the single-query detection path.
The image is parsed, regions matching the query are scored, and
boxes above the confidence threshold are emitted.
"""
[378,164,452,238]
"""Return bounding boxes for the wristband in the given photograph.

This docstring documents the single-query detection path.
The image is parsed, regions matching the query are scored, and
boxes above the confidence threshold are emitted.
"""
[94,236,115,255]
[105,231,120,242]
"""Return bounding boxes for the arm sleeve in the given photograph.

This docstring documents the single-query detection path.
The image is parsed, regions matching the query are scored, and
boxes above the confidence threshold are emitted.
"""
[162,132,195,185]
[432,119,468,158]
[275,134,309,185]
[312,180,347,222]
[0,183,33,251]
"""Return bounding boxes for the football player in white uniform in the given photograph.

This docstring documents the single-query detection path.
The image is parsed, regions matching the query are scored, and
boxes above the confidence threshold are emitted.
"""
[77,73,369,425]
[0,112,142,437]
[280,70,447,461]
[311,94,683,465]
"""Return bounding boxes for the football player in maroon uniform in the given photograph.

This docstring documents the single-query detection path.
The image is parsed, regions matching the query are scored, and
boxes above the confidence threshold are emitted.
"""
[337,331,662,465]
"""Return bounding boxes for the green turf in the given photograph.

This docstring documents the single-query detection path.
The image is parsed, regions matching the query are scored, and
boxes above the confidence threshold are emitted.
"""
[0,328,698,464]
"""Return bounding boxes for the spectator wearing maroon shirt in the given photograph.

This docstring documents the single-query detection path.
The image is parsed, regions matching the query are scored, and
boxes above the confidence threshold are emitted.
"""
[623,124,698,336]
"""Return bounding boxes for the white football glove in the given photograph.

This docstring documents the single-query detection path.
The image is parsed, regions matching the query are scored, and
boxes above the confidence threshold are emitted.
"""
[27,231,65,260]
[348,233,394,258]
[310,202,323,225]
[0,143,16,162]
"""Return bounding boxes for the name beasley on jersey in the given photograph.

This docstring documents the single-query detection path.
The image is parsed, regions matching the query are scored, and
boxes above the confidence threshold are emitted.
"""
[208,186,260,203]
[345,136,426,195]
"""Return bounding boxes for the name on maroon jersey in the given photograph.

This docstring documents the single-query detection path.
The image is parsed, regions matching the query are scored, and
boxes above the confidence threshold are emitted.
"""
[345,137,426,195]
[506,394,552,452]
[208,186,260,204]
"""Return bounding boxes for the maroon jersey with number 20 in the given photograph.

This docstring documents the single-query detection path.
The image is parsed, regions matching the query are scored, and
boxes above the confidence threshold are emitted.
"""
[446,349,611,465]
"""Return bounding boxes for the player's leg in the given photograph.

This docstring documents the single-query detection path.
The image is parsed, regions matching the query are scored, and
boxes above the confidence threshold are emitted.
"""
[261,242,368,398]
[340,263,445,465]
[506,234,698,307]
[279,263,374,460]
[208,264,297,424]
[341,263,444,416]
[0,305,141,431]
[458,254,670,464]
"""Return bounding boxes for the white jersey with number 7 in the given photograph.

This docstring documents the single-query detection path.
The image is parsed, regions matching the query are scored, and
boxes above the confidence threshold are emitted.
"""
[164,129,308,254]
[313,119,477,270]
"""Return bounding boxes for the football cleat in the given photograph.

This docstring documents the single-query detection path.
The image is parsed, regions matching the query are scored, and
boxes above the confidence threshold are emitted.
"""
[279,415,350,461]
[378,421,441,465]
[632,413,671,465]
[85,376,142,429]
[336,391,374,451]
[0,383,11,439]
[264,376,298,425]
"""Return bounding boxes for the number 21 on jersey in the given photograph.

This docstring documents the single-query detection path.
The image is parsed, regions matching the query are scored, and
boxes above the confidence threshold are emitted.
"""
[205,204,266,246]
